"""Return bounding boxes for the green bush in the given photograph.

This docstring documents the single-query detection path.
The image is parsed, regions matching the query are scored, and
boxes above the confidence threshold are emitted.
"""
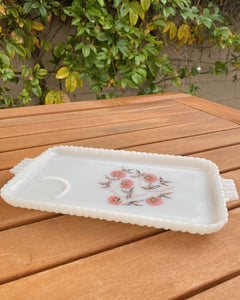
[0,0,239,107]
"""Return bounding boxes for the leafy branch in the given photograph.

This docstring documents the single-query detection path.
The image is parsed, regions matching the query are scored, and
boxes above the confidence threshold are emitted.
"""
[0,0,239,107]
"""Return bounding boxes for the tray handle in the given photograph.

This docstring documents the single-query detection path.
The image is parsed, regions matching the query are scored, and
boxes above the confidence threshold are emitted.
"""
[10,158,34,175]
[221,178,239,202]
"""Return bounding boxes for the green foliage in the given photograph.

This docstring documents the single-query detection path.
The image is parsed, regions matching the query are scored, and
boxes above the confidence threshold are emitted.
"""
[0,0,239,107]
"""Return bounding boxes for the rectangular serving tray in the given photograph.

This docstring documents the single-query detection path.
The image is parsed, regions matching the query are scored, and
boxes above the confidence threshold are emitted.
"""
[1,146,238,234]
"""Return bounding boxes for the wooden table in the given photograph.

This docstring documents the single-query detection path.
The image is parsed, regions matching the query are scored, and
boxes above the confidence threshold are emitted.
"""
[0,93,239,299]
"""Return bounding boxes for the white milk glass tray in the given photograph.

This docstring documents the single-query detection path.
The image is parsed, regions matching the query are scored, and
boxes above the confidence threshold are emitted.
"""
[1,146,238,234]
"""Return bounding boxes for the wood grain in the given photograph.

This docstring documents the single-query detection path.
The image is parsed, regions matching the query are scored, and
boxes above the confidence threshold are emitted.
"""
[0,112,214,152]
[191,144,240,173]
[0,100,184,128]
[0,208,239,300]
[0,110,212,139]
[0,118,237,170]
[70,118,238,150]
[190,276,240,300]
[126,127,240,156]
[0,216,159,284]
[176,95,240,124]
[0,92,188,120]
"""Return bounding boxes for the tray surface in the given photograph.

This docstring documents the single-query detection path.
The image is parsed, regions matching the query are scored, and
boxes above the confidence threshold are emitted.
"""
[1,146,238,234]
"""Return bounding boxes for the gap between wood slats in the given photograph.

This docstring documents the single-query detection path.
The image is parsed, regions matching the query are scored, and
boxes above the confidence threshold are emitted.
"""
[174,272,240,300]
[186,275,240,300]
[0,113,217,153]
[0,109,212,140]
[0,203,240,288]
[124,127,240,158]
[0,208,239,299]
[0,118,237,159]
[0,100,183,128]
[0,93,189,120]
[175,96,240,124]
[0,225,164,285]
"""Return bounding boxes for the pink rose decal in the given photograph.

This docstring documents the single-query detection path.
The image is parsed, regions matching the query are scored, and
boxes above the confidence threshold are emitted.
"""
[146,197,163,206]
[121,179,134,189]
[108,196,122,205]
[111,170,126,179]
[144,174,157,183]
[99,167,173,207]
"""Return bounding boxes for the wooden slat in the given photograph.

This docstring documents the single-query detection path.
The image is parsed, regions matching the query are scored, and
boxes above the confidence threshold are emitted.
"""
[0,112,215,152]
[176,95,240,124]
[69,118,238,150]
[0,101,186,128]
[191,144,240,173]
[190,276,240,300]
[0,216,160,285]
[0,110,212,139]
[0,92,188,120]
[0,208,239,299]
[0,118,237,170]
[126,127,240,156]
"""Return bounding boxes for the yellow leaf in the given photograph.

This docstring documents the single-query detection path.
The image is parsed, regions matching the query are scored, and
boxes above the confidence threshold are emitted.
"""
[177,24,190,43]
[140,0,151,11]
[0,5,6,16]
[76,79,83,89]
[65,72,77,93]
[55,91,64,103]
[169,21,177,40]
[188,36,195,45]
[130,1,145,20]
[72,71,83,89]
[129,8,139,26]
[56,67,71,79]
[146,22,156,31]
[33,37,40,49]
[61,92,71,103]
[45,90,56,105]
[162,21,170,34]
[31,21,45,31]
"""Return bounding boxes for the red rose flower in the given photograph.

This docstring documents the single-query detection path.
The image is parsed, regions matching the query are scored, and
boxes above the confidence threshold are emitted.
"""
[110,170,126,179]
[146,197,163,206]
[108,195,122,205]
[120,179,134,189]
[144,174,157,183]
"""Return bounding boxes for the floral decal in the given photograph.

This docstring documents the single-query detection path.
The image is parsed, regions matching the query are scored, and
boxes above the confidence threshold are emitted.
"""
[120,179,134,189]
[146,197,163,206]
[108,195,122,205]
[99,167,173,207]
[110,170,126,179]
[144,174,157,183]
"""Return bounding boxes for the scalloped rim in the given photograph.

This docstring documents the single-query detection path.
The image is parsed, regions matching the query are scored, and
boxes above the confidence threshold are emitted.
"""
[1,145,238,234]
